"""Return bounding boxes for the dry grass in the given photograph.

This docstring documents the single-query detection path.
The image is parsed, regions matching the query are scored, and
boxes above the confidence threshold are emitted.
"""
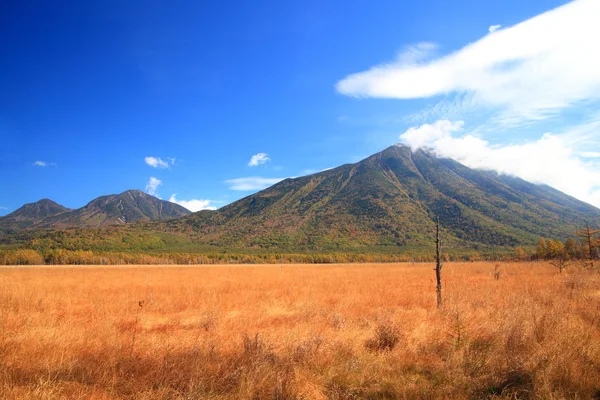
[1,262,599,399]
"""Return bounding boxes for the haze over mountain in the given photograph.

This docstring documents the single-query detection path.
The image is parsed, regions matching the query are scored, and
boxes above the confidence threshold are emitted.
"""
[0,190,190,233]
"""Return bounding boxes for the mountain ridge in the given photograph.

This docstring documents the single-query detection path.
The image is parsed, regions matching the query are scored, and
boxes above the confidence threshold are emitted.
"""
[0,190,191,233]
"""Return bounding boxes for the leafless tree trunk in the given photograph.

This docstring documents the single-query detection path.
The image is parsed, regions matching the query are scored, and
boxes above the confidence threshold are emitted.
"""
[550,256,569,273]
[435,216,443,309]
[577,222,599,269]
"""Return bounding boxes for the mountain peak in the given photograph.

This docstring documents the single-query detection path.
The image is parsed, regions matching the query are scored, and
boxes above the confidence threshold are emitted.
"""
[0,198,71,231]
[37,198,59,204]
[11,198,70,214]
[121,189,146,196]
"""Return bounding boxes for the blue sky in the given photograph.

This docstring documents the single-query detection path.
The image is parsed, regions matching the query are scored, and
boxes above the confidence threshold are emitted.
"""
[2,0,599,214]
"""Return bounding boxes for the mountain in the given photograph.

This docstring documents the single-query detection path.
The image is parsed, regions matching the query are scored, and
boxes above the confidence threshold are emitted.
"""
[161,144,600,250]
[3,146,599,254]
[0,199,71,231]
[0,190,191,232]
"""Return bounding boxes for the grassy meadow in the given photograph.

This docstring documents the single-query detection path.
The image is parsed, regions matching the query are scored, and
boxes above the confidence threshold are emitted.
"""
[1,262,599,399]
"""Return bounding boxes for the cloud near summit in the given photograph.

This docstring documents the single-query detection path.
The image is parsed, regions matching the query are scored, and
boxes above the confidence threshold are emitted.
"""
[145,177,162,197]
[337,0,600,208]
[400,120,600,208]
[168,194,216,212]
[336,0,600,125]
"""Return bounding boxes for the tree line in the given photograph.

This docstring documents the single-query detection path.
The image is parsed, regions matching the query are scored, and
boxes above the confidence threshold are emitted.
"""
[1,224,597,266]
[0,247,514,266]
[514,224,600,269]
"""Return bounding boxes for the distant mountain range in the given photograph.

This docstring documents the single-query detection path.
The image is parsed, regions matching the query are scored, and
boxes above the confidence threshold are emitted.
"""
[0,190,190,233]
[2,145,599,252]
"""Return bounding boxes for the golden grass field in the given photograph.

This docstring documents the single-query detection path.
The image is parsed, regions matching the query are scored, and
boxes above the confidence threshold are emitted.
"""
[1,262,599,399]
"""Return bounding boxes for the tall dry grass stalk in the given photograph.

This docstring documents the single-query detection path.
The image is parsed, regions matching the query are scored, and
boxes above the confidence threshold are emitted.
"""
[0,262,599,399]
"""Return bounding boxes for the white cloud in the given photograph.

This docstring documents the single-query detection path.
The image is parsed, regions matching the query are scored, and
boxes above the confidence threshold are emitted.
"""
[145,176,162,197]
[248,153,271,167]
[168,194,217,212]
[581,152,600,158]
[225,176,285,191]
[33,161,56,167]
[488,24,502,33]
[0,206,7,210]
[401,120,464,149]
[145,156,174,169]
[400,120,600,207]
[336,0,600,125]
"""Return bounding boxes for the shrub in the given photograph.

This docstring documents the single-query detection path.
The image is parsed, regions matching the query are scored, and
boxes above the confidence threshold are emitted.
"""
[365,322,401,352]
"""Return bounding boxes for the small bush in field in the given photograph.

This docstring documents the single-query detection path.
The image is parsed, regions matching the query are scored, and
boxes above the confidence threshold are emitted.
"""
[365,323,400,352]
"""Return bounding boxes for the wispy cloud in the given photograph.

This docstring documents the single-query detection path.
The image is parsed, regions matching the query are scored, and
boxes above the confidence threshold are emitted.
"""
[336,0,600,126]
[0,206,8,210]
[488,24,502,33]
[400,120,600,207]
[145,176,162,197]
[302,167,333,176]
[145,156,174,169]
[248,153,271,167]
[168,194,217,212]
[395,42,438,65]
[33,161,56,167]
[225,176,285,191]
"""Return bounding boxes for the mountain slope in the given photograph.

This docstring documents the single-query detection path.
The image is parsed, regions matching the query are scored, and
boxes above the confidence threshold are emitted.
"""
[0,190,191,232]
[167,145,600,250]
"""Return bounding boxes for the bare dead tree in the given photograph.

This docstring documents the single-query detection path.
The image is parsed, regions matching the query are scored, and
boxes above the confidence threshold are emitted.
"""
[576,223,599,269]
[549,256,570,274]
[435,216,443,309]
[494,263,502,280]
